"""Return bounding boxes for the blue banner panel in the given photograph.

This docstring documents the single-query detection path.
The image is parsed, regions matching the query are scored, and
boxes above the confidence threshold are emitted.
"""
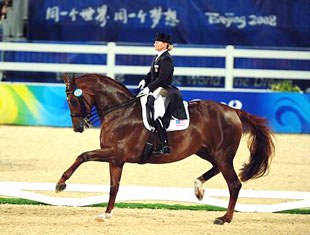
[28,0,310,47]
[0,83,309,133]
[181,91,310,134]
[0,83,71,127]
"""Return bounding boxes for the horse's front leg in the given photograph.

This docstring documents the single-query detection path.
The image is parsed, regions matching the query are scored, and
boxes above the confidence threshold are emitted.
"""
[55,147,114,192]
[95,162,124,222]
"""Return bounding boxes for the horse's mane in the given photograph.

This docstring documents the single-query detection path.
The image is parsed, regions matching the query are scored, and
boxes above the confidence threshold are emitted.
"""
[75,73,134,97]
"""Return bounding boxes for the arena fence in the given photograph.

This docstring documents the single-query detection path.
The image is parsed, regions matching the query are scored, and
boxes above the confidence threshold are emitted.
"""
[0,42,309,91]
[0,182,309,213]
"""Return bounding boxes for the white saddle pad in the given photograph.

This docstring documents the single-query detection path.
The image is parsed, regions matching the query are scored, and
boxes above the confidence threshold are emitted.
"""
[140,95,190,132]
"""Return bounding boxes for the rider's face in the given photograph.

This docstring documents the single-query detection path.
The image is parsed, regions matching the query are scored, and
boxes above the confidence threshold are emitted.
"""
[154,41,167,51]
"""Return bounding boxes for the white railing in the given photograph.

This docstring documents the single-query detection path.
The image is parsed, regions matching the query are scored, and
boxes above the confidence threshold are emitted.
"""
[0,42,309,91]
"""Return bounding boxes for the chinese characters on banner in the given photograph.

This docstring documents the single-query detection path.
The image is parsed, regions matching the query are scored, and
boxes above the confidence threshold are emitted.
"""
[28,0,310,46]
[46,4,277,29]
[46,5,180,28]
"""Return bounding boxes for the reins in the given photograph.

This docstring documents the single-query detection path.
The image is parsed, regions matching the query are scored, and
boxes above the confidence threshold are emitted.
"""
[69,87,144,126]
[84,95,143,127]
[100,94,145,117]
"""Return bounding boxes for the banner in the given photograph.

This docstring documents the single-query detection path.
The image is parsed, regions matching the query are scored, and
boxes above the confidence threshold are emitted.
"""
[0,83,309,133]
[28,0,310,47]
[181,90,310,134]
[0,84,71,127]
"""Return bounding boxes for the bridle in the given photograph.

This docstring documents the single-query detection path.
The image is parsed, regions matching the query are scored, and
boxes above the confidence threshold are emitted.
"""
[65,85,95,128]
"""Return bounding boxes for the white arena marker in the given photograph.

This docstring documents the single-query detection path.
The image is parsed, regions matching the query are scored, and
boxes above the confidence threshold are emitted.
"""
[0,182,309,212]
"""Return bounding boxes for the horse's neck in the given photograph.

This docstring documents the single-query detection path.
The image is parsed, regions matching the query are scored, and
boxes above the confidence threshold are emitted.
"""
[95,87,133,118]
[79,75,134,119]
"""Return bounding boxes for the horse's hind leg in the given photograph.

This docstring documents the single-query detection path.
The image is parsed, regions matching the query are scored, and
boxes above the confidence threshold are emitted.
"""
[214,158,242,225]
[194,166,219,200]
[194,150,220,200]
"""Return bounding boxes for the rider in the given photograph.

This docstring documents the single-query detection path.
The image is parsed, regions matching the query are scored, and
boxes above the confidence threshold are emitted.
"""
[138,32,187,154]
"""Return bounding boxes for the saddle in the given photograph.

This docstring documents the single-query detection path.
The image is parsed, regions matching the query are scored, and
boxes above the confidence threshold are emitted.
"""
[139,95,190,163]
[140,95,190,132]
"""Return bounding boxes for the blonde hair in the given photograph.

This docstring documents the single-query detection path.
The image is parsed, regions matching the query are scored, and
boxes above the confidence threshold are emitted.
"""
[167,44,174,51]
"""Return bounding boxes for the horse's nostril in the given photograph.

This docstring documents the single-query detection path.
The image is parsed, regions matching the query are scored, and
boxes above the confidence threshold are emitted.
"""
[73,122,84,133]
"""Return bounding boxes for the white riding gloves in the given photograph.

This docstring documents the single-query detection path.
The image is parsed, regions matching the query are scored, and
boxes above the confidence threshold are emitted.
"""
[138,87,150,96]
[138,79,146,89]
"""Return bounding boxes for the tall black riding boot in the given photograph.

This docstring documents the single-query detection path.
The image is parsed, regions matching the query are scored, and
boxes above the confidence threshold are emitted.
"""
[154,118,170,154]
[146,95,155,127]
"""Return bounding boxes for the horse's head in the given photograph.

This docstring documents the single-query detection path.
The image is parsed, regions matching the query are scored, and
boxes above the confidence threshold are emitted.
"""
[64,73,94,133]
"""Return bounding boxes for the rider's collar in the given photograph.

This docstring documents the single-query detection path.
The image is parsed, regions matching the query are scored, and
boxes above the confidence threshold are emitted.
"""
[156,49,168,59]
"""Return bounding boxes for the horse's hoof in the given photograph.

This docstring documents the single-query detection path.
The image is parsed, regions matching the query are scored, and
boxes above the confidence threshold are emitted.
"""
[194,179,204,201]
[55,183,66,193]
[94,212,112,222]
[214,218,225,225]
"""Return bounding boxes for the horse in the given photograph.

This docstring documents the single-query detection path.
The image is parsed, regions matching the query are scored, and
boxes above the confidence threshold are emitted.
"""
[56,73,275,225]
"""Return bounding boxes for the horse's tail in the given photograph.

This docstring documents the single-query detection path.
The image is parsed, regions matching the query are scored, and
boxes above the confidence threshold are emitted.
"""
[236,109,275,182]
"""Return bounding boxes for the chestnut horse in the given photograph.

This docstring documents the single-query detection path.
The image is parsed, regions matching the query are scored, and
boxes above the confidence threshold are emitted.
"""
[56,73,274,225]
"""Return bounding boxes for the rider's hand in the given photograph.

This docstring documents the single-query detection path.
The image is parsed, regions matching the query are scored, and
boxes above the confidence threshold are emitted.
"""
[138,87,150,96]
[138,80,146,89]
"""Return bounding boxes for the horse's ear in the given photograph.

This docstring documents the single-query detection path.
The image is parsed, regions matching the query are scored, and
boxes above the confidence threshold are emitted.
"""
[64,73,70,84]
[64,73,69,84]
[64,73,76,87]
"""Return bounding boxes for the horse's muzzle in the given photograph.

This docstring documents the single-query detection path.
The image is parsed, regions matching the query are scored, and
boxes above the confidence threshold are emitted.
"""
[73,122,84,133]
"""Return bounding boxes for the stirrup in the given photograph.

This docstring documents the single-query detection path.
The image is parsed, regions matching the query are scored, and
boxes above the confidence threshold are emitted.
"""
[153,143,171,155]
[162,145,171,154]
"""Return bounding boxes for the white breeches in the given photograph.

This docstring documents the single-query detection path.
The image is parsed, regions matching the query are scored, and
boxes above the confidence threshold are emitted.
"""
[150,87,169,120]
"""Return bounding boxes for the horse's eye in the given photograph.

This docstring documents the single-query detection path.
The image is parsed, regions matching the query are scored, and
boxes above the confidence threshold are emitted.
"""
[69,99,78,106]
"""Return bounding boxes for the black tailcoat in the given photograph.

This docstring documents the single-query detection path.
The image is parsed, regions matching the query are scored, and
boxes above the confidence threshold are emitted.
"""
[144,51,187,120]
[145,50,173,92]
